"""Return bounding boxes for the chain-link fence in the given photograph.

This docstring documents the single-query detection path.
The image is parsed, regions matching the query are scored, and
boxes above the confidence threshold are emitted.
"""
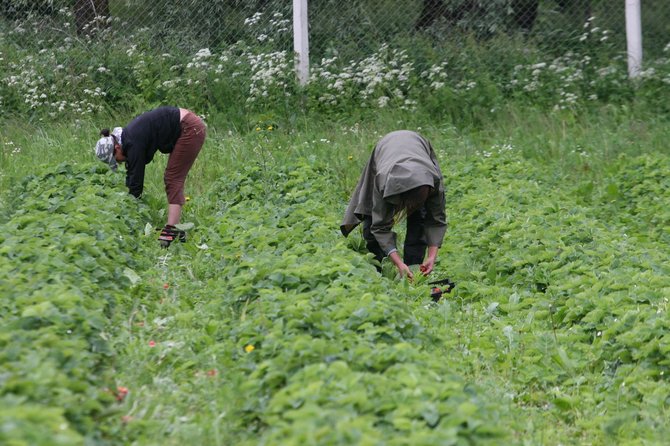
[1,1,669,119]
[3,1,668,58]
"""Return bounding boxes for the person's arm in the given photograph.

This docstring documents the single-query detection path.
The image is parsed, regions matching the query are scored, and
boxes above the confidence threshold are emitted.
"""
[125,142,146,198]
[421,189,447,275]
[370,190,397,256]
[370,191,415,278]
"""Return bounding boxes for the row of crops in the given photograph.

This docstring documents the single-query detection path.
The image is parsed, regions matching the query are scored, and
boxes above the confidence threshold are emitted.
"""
[0,165,154,444]
[1,147,669,444]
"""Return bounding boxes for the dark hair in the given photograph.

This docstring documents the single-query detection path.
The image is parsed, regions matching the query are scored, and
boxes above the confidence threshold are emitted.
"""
[393,185,432,226]
[100,128,110,137]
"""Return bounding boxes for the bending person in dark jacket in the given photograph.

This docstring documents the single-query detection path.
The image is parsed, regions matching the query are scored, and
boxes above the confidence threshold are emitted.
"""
[95,106,206,247]
[341,130,447,279]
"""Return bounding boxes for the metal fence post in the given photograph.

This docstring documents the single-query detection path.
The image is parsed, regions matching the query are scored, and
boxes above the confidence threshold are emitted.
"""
[625,0,643,79]
[293,0,309,85]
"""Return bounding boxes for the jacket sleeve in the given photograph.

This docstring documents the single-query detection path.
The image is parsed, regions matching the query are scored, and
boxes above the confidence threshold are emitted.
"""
[125,142,146,198]
[424,190,447,247]
[370,189,398,255]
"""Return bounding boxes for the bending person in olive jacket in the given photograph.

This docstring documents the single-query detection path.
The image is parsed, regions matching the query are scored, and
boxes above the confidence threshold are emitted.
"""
[341,130,447,279]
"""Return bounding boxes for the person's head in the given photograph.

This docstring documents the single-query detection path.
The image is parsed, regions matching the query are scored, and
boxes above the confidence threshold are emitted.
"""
[94,129,118,170]
[110,127,125,162]
[392,184,433,225]
[96,127,125,167]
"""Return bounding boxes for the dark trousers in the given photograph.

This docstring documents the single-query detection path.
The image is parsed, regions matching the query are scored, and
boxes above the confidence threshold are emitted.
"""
[362,207,427,266]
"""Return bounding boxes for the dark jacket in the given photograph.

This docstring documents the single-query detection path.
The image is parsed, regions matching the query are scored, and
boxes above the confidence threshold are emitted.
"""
[123,106,181,197]
[341,130,447,254]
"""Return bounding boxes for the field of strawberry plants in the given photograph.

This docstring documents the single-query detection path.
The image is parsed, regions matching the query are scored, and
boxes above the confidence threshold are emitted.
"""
[1,119,669,445]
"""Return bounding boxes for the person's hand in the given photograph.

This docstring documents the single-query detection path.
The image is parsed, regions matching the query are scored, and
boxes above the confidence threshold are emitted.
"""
[396,262,414,280]
[420,246,439,276]
[389,251,414,280]
[419,259,435,276]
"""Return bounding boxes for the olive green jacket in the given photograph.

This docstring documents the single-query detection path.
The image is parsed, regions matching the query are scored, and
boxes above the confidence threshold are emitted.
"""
[340,130,447,255]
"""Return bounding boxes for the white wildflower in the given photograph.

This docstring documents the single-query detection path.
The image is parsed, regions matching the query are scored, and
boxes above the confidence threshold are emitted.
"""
[194,48,211,59]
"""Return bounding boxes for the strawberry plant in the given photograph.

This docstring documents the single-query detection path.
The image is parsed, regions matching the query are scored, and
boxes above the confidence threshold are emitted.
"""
[2,137,670,445]
[0,163,154,444]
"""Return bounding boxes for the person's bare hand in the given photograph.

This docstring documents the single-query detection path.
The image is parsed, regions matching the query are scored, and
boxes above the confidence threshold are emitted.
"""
[420,246,439,276]
[389,251,414,280]
[419,259,435,276]
[397,262,414,280]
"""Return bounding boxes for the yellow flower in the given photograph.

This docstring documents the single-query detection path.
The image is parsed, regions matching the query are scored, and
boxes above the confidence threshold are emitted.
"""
[244,344,255,353]
[185,196,191,201]
[348,155,353,161]
[255,127,261,131]
[267,125,273,131]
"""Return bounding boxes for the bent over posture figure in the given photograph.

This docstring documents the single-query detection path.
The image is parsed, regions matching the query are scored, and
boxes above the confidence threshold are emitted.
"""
[341,130,447,279]
[95,106,206,247]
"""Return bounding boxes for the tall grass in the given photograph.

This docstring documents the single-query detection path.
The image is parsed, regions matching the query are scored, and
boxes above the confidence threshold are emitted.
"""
[2,102,669,217]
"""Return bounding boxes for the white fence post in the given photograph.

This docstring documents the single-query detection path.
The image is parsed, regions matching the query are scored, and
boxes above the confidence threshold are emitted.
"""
[293,0,309,85]
[625,0,643,79]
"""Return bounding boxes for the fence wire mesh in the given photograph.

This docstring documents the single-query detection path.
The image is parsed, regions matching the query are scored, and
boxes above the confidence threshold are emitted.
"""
[1,1,669,118]
[3,1,668,56]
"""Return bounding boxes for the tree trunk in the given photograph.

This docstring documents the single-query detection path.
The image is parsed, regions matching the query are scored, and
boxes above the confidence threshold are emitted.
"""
[512,0,539,32]
[74,0,110,36]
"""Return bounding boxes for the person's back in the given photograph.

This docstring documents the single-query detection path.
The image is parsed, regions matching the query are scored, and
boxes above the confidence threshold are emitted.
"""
[341,130,447,278]
[372,130,442,200]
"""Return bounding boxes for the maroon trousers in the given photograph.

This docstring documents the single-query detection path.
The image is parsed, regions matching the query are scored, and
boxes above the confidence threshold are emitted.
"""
[164,111,206,205]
